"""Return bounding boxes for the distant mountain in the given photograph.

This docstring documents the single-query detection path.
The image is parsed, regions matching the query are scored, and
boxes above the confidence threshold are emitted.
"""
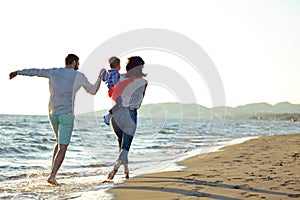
[138,102,210,119]
[234,102,273,114]
[94,102,300,121]
[230,102,300,114]
[224,102,300,120]
[272,102,300,113]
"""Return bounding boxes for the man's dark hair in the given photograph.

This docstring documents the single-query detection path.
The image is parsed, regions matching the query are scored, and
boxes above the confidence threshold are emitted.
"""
[65,54,79,65]
[108,56,120,68]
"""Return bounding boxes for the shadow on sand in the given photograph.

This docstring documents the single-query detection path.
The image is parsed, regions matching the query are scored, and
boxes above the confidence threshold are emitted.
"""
[115,176,300,199]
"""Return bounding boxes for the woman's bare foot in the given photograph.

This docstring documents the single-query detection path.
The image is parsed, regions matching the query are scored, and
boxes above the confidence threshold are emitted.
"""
[123,164,129,179]
[47,177,59,186]
[124,172,129,179]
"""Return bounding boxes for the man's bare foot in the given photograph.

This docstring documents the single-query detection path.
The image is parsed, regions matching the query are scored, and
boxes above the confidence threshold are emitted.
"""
[107,169,118,180]
[102,179,113,183]
[47,177,59,186]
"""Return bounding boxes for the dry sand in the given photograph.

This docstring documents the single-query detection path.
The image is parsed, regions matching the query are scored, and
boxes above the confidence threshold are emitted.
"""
[109,134,300,199]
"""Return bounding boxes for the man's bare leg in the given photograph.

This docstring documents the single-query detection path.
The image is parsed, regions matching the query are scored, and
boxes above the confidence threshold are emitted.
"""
[51,143,59,168]
[47,144,68,185]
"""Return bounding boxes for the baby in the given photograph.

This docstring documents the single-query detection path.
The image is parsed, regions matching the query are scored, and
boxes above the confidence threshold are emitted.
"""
[101,56,121,125]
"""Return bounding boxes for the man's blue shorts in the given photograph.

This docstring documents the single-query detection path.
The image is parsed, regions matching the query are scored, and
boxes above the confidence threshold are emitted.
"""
[49,113,75,145]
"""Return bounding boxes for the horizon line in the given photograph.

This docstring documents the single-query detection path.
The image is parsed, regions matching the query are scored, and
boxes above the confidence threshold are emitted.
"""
[1,100,299,116]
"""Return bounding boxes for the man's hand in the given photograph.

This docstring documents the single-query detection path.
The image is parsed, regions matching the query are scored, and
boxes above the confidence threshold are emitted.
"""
[9,71,17,79]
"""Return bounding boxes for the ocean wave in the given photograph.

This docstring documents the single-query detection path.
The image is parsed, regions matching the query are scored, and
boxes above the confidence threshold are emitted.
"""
[158,130,174,134]
[0,143,51,156]
[0,122,14,127]
[0,146,26,154]
[149,145,178,149]
[38,121,49,124]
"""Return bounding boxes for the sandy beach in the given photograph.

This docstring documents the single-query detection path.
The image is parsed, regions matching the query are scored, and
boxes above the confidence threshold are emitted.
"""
[109,134,300,199]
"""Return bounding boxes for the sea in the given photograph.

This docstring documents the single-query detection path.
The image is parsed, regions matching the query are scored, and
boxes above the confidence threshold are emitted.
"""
[1,114,300,200]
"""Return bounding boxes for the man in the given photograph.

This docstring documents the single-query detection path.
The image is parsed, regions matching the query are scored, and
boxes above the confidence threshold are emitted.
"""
[9,54,104,185]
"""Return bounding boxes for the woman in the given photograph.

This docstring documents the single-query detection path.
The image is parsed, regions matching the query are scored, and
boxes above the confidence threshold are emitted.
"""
[106,56,147,180]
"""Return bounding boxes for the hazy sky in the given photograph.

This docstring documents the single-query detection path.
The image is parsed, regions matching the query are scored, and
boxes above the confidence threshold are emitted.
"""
[1,0,299,115]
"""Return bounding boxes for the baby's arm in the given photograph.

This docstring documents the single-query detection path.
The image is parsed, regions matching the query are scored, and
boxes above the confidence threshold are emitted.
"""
[101,70,108,82]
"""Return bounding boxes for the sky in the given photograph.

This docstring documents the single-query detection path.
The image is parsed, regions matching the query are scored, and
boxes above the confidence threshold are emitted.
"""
[0,0,299,115]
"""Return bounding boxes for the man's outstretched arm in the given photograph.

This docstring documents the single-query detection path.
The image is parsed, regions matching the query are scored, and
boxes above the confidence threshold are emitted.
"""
[9,68,52,80]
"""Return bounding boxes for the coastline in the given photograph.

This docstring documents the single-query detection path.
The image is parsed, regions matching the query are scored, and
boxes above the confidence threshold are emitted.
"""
[108,134,300,199]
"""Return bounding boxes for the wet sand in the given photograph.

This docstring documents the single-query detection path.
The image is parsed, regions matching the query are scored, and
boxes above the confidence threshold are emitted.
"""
[109,134,300,199]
